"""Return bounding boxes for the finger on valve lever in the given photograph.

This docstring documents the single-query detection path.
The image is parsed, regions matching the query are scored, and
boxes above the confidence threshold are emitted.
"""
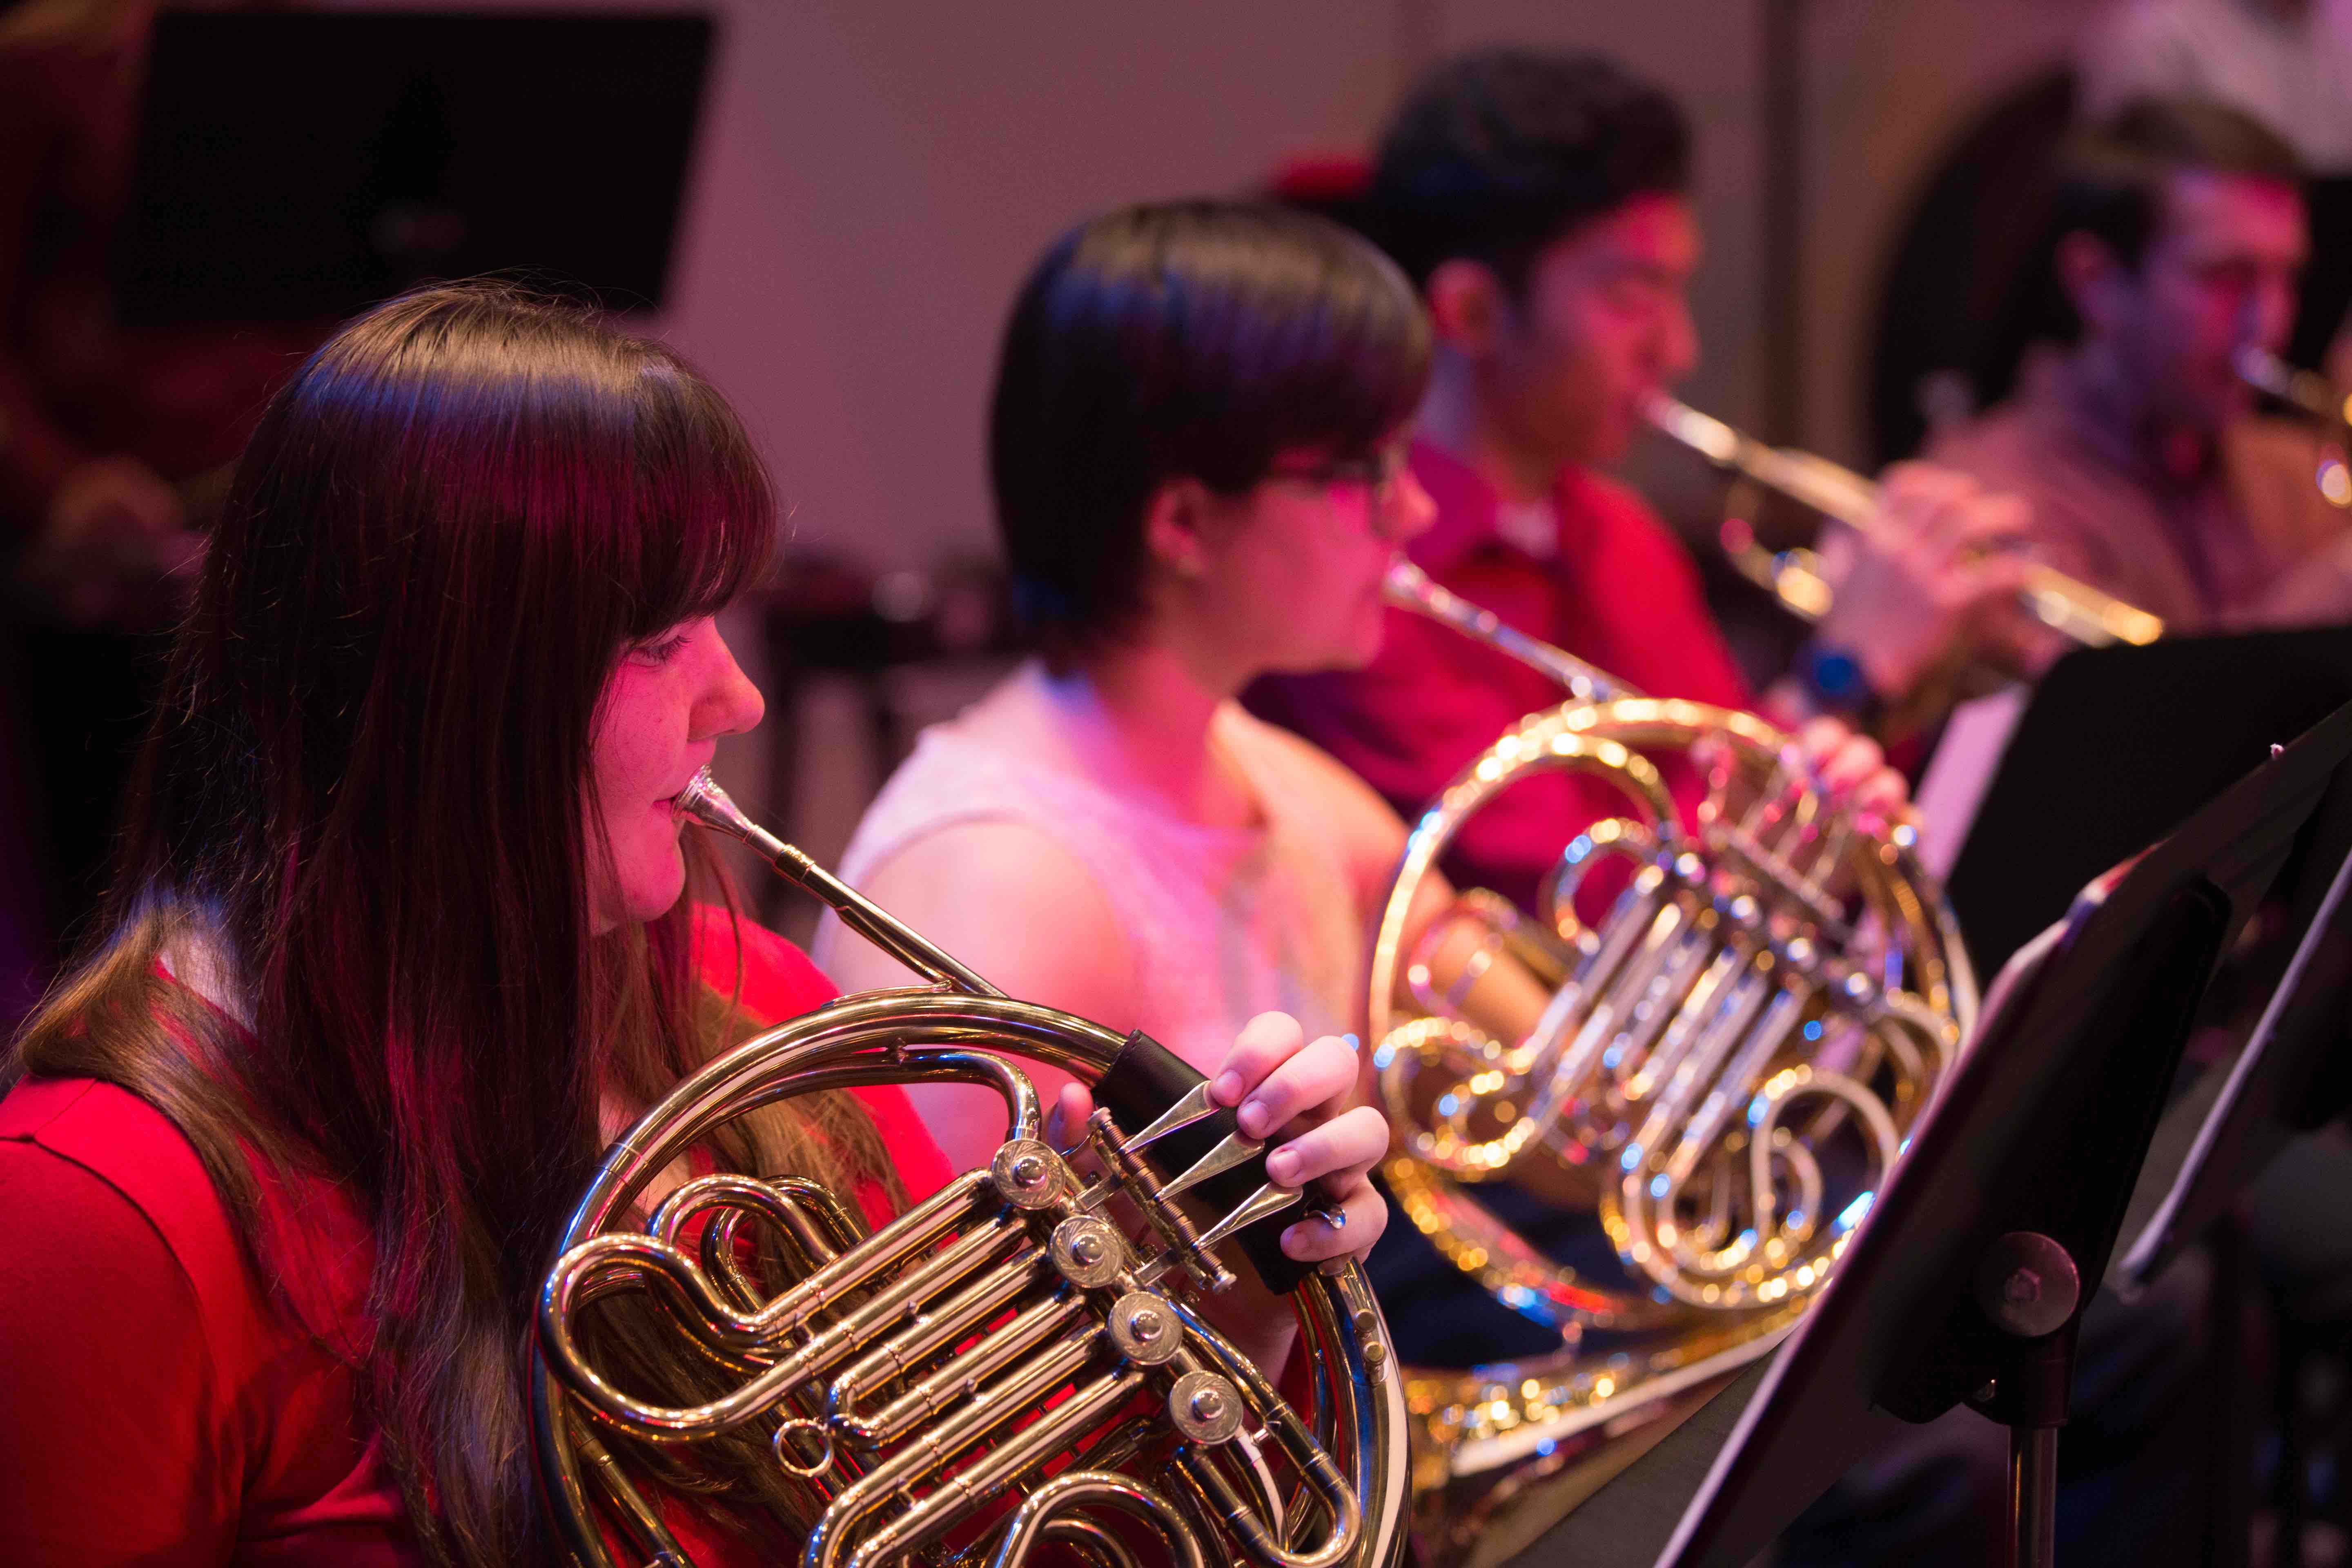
[1205,1010,1305,1116]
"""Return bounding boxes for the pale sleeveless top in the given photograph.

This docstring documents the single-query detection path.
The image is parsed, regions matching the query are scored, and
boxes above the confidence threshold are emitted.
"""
[813,668,1367,1073]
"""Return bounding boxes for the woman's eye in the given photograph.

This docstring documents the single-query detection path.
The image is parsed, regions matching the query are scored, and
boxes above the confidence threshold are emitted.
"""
[637,630,693,665]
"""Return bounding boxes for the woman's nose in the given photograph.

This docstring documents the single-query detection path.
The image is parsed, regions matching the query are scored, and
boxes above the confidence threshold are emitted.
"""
[697,629,767,739]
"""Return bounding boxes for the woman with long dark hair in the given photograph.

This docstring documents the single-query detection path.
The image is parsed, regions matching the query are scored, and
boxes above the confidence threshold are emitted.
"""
[0,281,1388,1565]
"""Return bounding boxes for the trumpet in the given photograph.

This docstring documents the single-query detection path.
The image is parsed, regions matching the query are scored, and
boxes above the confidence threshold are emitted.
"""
[1370,559,1973,1561]
[531,769,1409,1568]
[2238,344,2352,430]
[1646,394,2167,648]
[2237,345,2352,510]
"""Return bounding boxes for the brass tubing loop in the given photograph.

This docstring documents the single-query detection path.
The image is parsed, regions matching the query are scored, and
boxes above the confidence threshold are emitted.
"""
[1373,562,1974,1562]
[531,769,1412,1568]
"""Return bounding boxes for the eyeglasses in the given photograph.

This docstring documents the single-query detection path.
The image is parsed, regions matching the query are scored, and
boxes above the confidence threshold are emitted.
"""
[1266,443,1411,501]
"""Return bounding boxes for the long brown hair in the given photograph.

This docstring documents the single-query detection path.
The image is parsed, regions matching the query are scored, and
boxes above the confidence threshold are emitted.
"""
[5,282,889,1563]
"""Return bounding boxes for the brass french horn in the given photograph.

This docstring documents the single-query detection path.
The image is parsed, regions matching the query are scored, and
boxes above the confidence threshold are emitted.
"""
[1372,561,1975,1564]
[532,770,1410,1568]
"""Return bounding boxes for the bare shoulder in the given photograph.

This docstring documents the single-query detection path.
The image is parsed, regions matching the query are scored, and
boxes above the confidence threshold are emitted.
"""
[1224,708,1409,868]
[831,817,1137,1025]
[862,815,1111,905]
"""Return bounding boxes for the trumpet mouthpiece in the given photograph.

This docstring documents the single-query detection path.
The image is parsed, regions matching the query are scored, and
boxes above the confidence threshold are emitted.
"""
[1382,557,1433,604]
[1644,393,1741,466]
[2235,343,2288,395]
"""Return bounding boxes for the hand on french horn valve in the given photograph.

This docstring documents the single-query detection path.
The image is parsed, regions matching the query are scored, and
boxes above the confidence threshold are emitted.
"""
[1046,1010,1391,1272]
[1790,715,1913,831]
[1813,462,2040,694]
[1693,715,1917,844]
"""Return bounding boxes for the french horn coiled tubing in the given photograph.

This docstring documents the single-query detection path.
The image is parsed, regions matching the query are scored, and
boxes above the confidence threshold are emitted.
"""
[532,770,1411,1568]
[1375,560,1975,1562]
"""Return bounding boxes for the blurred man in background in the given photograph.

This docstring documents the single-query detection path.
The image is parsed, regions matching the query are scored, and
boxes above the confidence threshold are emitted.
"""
[1248,47,2035,909]
[1929,96,2352,639]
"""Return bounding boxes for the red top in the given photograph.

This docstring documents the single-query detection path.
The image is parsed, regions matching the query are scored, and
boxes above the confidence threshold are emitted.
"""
[1245,441,1752,908]
[0,911,952,1566]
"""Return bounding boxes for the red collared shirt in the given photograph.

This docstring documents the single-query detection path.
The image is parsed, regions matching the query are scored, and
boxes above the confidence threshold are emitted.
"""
[1245,441,1751,910]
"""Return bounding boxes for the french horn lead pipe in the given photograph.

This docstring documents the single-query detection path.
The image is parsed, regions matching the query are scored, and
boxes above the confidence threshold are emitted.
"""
[1382,558,1635,703]
[677,770,1005,998]
[1646,394,2168,649]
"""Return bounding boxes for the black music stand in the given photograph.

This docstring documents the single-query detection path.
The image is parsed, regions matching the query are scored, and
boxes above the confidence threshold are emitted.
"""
[2109,777,2352,1298]
[114,11,715,327]
[1942,626,2352,983]
[1511,696,2352,1568]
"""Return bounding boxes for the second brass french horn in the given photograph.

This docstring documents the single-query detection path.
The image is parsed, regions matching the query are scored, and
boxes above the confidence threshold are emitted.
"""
[532,771,1410,1568]
[1374,561,1974,1562]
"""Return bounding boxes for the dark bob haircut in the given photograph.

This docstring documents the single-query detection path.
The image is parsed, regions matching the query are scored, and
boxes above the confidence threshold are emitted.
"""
[989,199,1432,653]
[1370,47,1691,293]
[2054,95,2305,273]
